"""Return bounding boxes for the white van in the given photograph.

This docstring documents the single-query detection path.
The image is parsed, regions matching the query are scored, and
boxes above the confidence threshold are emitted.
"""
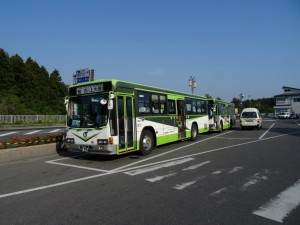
[240,108,262,130]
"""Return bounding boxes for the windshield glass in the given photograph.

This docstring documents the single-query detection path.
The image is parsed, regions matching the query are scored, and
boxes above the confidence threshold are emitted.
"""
[242,111,257,118]
[67,94,108,128]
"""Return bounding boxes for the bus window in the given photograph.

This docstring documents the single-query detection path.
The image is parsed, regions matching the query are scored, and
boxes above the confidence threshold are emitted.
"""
[160,95,166,114]
[151,94,159,113]
[138,92,151,113]
[168,100,176,114]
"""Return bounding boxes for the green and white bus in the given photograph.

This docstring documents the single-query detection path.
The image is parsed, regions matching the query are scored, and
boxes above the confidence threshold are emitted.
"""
[64,79,210,155]
[207,98,236,132]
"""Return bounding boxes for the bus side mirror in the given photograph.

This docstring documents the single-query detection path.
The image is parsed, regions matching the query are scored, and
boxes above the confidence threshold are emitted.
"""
[108,99,113,110]
[64,97,69,112]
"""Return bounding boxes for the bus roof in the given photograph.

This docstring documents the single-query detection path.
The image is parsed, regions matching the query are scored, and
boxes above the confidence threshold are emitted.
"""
[70,79,208,99]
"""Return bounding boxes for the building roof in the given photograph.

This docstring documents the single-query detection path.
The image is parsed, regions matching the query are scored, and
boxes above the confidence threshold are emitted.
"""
[274,86,300,97]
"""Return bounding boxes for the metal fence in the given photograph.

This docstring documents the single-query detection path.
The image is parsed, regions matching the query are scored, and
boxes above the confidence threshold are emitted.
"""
[0,115,66,123]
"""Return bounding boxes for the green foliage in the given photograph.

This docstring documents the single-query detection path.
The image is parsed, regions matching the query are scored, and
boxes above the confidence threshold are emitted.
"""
[0,48,68,115]
[231,97,275,113]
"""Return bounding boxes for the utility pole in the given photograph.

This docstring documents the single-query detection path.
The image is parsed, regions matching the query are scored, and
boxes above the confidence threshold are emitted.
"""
[239,93,244,114]
[188,76,196,94]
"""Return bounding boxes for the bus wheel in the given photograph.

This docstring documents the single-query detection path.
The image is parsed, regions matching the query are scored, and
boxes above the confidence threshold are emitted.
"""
[140,130,154,155]
[191,124,198,141]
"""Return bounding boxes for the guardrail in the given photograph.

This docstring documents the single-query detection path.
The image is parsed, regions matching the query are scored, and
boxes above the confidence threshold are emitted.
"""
[0,115,66,124]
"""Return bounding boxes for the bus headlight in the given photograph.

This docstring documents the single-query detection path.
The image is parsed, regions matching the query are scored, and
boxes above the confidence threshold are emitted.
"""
[97,139,108,145]
[66,138,74,143]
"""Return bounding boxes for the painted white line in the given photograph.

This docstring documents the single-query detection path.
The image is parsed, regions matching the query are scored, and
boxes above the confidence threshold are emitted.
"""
[216,137,256,140]
[241,172,268,190]
[173,181,197,190]
[212,170,223,175]
[253,179,300,223]
[182,160,211,171]
[112,131,234,172]
[295,121,300,126]
[46,161,109,173]
[47,153,88,163]
[259,123,275,140]
[48,129,61,133]
[0,172,114,199]
[146,172,177,182]
[0,131,19,137]
[25,130,42,135]
[228,166,243,174]
[210,187,228,196]
[116,130,300,176]
[172,176,205,191]
[124,157,194,176]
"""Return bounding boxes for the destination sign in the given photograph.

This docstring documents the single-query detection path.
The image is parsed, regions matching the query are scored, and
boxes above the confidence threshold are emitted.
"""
[76,83,103,95]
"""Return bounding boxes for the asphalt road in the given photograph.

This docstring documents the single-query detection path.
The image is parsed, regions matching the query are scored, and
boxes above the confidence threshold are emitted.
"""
[0,119,300,225]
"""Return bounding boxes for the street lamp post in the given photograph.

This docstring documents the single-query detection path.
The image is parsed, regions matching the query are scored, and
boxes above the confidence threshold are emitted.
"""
[239,93,244,114]
[188,76,196,94]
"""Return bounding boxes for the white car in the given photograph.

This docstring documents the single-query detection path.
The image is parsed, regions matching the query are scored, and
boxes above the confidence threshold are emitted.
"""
[240,108,262,130]
[278,112,290,119]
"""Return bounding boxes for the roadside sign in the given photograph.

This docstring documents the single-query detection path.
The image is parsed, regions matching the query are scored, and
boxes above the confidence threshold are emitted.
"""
[76,68,90,83]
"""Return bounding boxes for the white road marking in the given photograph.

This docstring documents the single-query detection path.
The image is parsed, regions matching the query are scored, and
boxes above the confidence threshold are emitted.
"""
[182,160,211,171]
[241,172,268,190]
[146,172,177,182]
[0,172,114,199]
[48,129,61,133]
[25,130,42,135]
[112,131,234,172]
[124,157,194,176]
[173,181,197,190]
[259,123,275,140]
[228,166,243,174]
[253,179,300,223]
[172,176,205,190]
[212,170,223,175]
[46,161,110,173]
[210,187,228,196]
[119,129,300,176]
[0,131,19,137]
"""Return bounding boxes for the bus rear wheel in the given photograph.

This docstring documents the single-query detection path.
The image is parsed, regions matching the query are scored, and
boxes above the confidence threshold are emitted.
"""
[140,130,154,156]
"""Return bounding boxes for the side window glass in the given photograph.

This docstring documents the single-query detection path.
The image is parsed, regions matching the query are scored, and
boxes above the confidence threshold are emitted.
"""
[138,91,151,114]
[168,100,176,114]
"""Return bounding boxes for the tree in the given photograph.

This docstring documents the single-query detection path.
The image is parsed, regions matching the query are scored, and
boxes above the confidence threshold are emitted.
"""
[0,48,68,115]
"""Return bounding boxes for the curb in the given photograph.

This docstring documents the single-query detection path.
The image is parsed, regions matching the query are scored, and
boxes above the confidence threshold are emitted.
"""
[0,143,64,163]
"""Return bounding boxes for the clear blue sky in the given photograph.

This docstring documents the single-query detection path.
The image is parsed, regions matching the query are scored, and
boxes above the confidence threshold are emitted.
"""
[1,0,300,101]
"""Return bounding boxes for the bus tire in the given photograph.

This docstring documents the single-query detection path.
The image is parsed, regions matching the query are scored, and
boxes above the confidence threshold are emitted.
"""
[139,130,154,156]
[191,124,198,141]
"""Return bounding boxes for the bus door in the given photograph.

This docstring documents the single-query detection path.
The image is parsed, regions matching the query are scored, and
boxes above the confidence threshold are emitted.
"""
[117,95,134,153]
[177,99,186,139]
[208,101,217,124]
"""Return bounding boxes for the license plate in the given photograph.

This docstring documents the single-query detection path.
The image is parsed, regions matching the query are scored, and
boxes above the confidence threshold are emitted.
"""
[80,145,90,152]
[246,119,253,122]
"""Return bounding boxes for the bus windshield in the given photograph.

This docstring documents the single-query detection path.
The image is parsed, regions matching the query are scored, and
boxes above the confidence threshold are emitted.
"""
[67,94,109,128]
